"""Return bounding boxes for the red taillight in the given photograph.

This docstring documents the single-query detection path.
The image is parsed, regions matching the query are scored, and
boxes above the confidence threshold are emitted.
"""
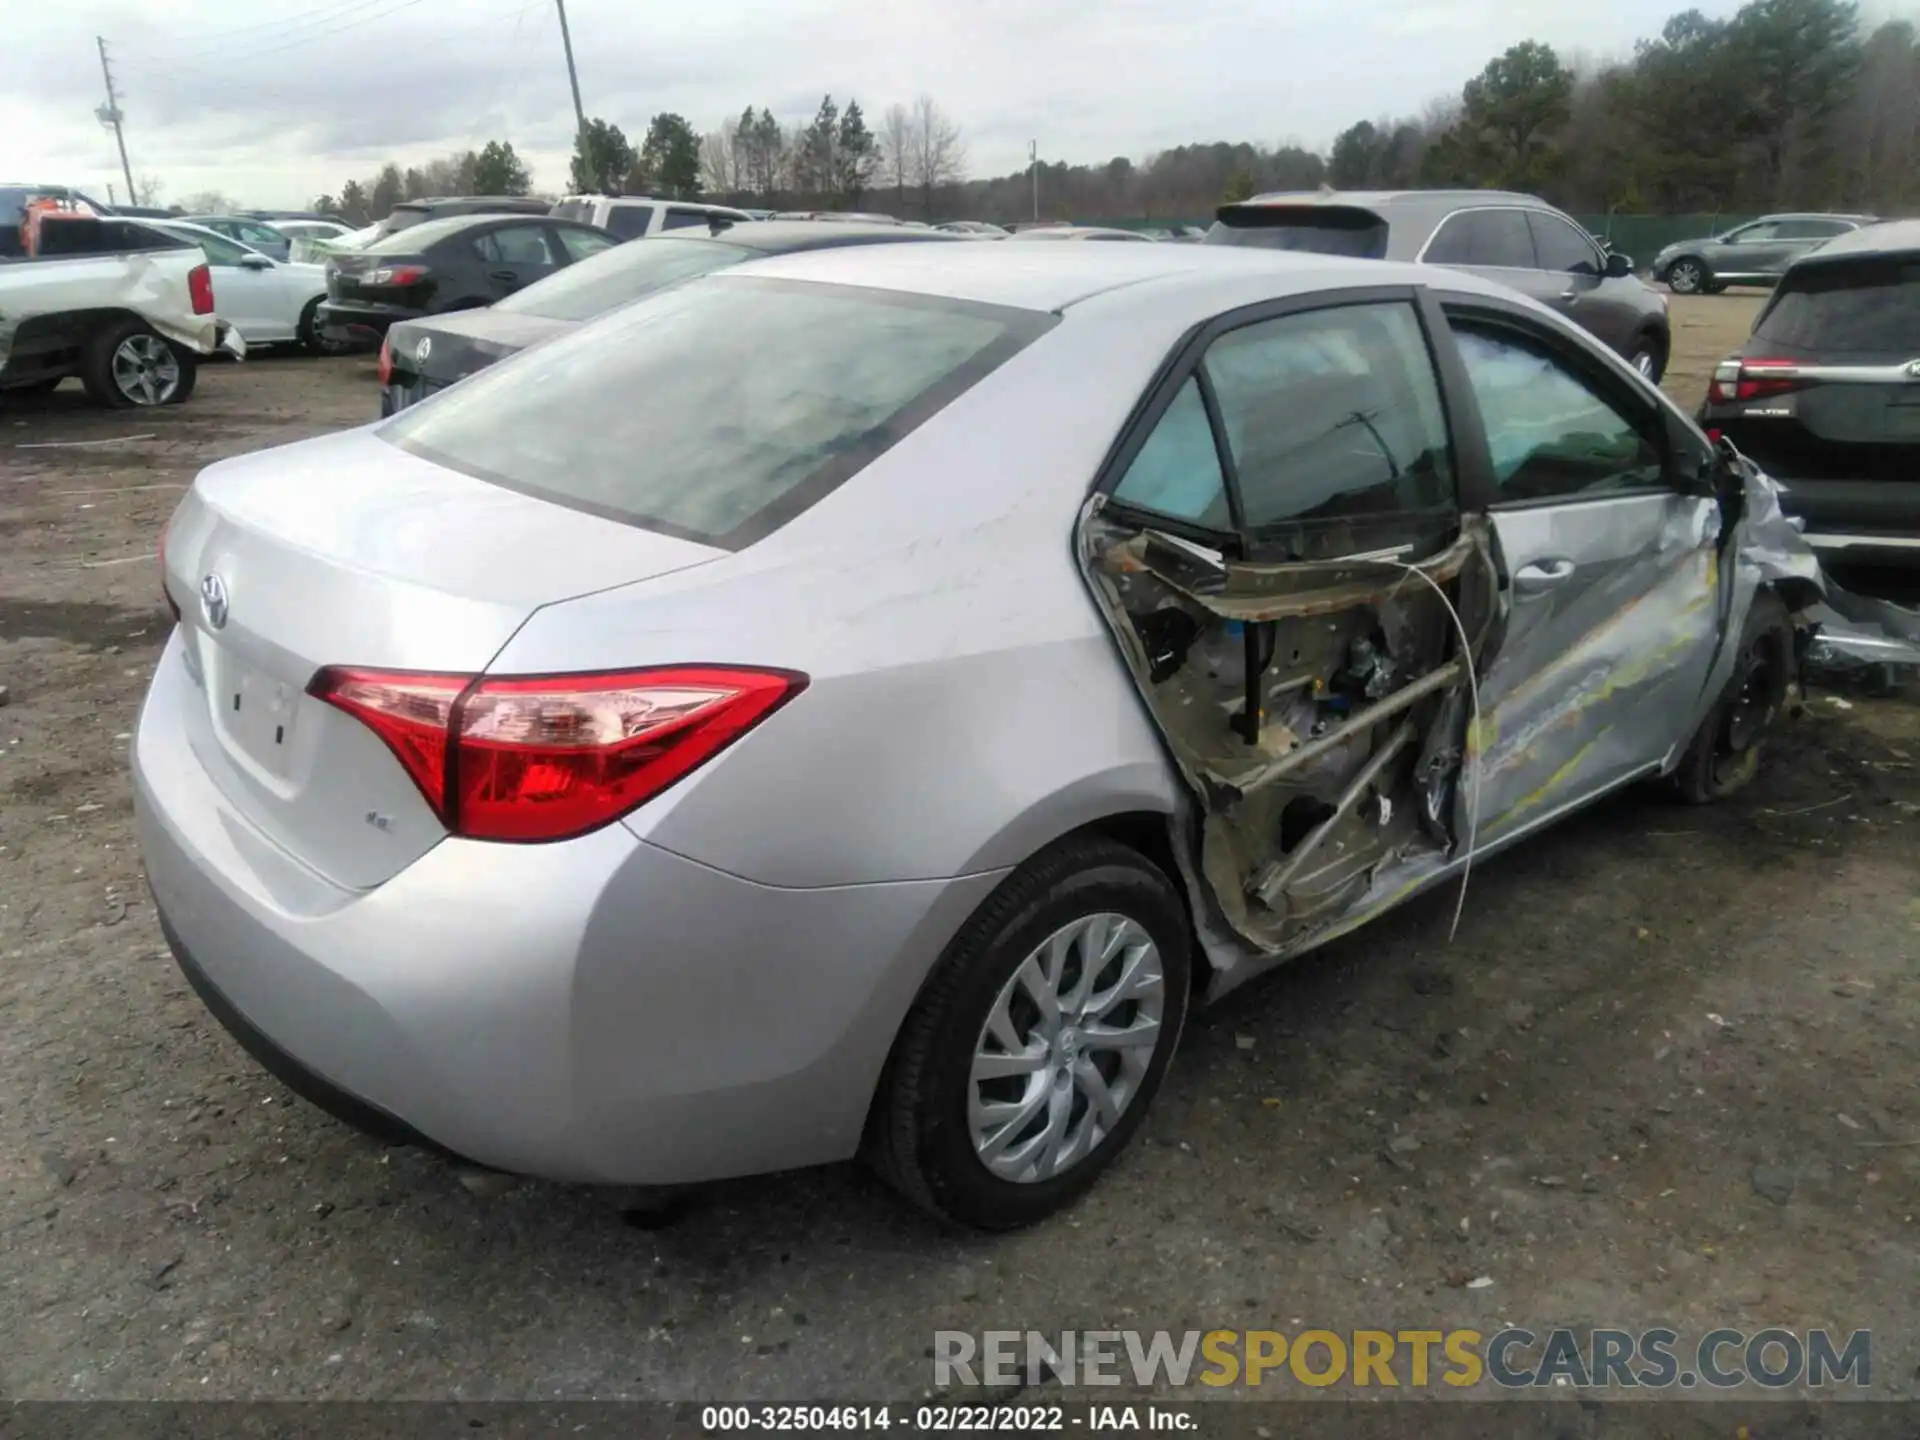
[187,262,214,315]
[1709,357,1805,403]
[365,264,428,287]
[376,337,393,386]
[309,665,807,842]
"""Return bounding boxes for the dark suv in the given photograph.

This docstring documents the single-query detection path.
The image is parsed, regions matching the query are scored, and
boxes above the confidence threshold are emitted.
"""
[1699,220,1920,569]
[1208,189,1671,380]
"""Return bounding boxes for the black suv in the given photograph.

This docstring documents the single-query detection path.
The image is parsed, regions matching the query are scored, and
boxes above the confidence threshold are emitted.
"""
[1699,220,1920,568]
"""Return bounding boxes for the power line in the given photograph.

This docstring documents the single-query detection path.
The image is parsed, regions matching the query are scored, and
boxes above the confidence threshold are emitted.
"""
[126,0,407,63]
[120,0,434,77]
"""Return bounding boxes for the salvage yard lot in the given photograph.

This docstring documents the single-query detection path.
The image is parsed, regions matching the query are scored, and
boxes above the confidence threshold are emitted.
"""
[2,294,1918,1402]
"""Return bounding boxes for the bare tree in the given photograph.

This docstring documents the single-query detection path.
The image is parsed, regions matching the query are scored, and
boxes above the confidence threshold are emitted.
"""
[878,103,917,215]
[908,94,966,219]
[132,174,165,207]
[702,115,741,196]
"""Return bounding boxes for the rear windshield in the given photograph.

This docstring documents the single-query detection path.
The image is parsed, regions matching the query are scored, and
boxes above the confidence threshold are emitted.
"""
[1753,258,1920,356]
[361,216,491,254]
[495,236,750,321]
[381,276,1051,548]
[1206,207,1389,258]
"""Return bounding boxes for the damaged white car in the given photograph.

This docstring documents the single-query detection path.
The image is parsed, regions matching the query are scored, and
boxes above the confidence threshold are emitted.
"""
[1,210,245,406]
[139,244,1898,1232]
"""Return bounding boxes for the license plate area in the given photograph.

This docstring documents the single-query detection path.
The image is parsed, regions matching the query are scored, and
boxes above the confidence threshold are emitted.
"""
[205,641,303,780]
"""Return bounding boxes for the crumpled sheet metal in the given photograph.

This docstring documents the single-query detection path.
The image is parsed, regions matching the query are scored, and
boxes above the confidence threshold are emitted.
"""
[1737,462,1920,671]
[0,250,228,372]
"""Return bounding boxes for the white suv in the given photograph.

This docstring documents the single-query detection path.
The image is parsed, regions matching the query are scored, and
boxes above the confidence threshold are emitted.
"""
[548,196,755,242]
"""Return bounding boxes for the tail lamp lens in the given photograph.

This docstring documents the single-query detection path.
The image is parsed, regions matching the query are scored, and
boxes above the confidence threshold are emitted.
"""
[309,666,806,842]
[188,262,215,315]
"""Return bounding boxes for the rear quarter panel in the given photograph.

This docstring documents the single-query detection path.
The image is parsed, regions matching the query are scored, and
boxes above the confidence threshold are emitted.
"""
[487,297,1206,888]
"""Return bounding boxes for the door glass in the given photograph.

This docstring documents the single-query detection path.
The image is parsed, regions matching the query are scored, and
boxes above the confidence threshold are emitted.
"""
[1730,222,1781,244]
[1110,376,1231,528]
[605,206,655,240]
[1424,210,1535,268]
[1204,302,1454,528]
[474,226,558,267]
[1527,213,1602,275]
[662,208,716,231]
[555,226,616,262]
[169,227,248,266]
[1452,323,1663,501]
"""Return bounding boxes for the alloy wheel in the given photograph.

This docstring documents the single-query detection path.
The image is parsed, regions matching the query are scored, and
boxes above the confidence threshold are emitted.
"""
[1668,261,1702,295]
[968,912,1166,1184]
[111,334,181,405]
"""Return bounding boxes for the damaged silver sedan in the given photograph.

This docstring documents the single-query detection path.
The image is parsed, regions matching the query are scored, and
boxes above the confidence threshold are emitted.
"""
[141,243,1856,1233]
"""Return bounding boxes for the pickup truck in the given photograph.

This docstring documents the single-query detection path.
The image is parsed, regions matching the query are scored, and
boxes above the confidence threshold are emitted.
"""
[1,208,245,408]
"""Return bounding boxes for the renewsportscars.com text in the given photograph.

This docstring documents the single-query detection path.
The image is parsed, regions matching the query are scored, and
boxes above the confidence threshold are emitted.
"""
[934,1327,1871,1391]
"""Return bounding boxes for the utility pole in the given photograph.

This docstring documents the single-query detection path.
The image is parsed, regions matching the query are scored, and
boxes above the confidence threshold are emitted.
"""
[95,36,137,206]
[553,0,589,189]
[1029,140,1038,222]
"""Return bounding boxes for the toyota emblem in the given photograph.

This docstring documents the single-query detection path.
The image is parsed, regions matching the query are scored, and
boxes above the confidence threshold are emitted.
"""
[416,336,432,364]
[200,572,230,630]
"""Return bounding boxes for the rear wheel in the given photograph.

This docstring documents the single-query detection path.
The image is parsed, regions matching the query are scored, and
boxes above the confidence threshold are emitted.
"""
[81,320,196,408]
[1673,590,1794,803]
[1666,258,1708,295]
[300,297,351,355]
[868,836,1191,1229]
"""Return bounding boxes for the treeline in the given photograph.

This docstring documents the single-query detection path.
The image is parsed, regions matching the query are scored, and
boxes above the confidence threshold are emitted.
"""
[957,0,1916,221]
[311,140,533,225]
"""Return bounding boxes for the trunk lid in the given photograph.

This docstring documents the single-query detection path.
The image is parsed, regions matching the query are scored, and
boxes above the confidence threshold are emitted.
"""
[388,309,569,391]
[161,428,724,888]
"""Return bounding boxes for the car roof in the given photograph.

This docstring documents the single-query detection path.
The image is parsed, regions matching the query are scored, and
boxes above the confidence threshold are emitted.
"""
[721,220,966,253]
[717,239,1507,314]
[1788,218,1920,265]
[1754,212,1879,223]
[1238,188,1546,211]
[366,211,562,250]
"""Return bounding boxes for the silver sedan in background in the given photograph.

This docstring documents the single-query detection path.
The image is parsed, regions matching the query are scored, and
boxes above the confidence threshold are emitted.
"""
[140,243,1820,1229]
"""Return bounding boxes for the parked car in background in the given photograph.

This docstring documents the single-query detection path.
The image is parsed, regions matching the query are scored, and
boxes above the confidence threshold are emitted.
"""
[270,218,352,244]
[371,196,550,242]
[1012,225,1155,242]
[148,220,344,354]
[1699,220,1920,568]
[184,214,297,261]
[1652,214,1879,295]
[381,220,965,413]
[936,221,1009,236]
[772,210,903,225]
[140,243,1818,1229]
[549,195,755,241]
[1,214,242,406]
[1209,189,1672,380]
[316,212,618,348]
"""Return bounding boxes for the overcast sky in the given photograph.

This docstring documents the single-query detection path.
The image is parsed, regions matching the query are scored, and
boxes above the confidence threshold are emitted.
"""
[0,0,1833,209]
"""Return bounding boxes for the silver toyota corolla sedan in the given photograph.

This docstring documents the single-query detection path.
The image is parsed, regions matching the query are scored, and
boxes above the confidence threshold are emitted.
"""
[139,242,1826,1229]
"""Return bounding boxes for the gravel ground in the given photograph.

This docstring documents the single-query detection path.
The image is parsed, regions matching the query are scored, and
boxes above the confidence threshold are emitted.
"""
[3,297,1918,1405]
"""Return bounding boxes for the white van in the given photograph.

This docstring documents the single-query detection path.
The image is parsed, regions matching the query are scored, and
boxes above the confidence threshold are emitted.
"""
[547,196,755,242]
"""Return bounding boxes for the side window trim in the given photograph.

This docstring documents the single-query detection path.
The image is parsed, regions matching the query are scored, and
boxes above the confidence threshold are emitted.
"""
[1435,294,1674,512]
[1093,285,1460,549]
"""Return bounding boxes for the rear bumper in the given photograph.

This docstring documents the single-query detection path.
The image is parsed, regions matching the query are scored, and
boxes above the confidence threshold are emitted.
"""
[133,631,999,1184]
[1761,475,1920,568]
[316,300,410,345]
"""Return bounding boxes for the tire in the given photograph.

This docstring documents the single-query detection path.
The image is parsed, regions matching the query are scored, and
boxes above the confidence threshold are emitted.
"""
[1665,258,1708,296]
[300,297,351,356]
[1672,589,1795,804]
[80,320,197,408]
[1628,331,1667,384]
[867,836,1192,1230]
